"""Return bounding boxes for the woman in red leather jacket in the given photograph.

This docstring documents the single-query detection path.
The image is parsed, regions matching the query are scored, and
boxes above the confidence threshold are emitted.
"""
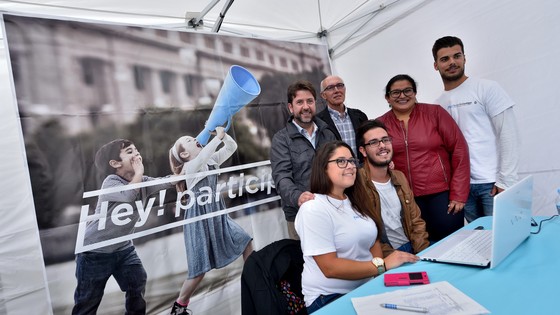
[377,74,470,242]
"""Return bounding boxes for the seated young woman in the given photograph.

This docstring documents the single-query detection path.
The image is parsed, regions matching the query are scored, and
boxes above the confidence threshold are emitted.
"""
[295,140,419,313]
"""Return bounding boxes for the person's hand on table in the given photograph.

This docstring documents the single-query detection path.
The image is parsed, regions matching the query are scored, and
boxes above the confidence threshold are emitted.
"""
[384,250,420,271]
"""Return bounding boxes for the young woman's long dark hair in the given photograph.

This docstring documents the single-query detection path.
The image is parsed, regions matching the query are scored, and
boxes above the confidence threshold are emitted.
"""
[309,140,382,234]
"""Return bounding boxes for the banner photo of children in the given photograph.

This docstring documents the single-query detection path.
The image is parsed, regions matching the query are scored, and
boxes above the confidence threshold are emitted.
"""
[2,14,331,314]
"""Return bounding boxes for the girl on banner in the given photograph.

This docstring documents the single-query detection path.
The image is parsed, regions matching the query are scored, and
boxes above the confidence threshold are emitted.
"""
[168,126,253,315]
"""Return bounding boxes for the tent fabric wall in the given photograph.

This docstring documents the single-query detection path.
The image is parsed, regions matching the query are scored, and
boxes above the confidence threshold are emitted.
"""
[0,39,52,313]
[332,0,560,216]
[1,0,559,314]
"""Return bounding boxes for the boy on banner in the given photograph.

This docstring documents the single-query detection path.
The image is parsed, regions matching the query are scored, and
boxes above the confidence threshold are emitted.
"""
[73,139,175,315]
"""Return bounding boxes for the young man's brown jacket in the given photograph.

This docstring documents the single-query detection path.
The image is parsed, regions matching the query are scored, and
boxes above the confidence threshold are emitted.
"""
[359,167,430,257]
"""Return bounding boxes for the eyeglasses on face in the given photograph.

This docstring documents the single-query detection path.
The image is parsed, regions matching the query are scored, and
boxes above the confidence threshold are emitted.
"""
[327,157,357,169]
[323,82,345,92]
[364,136,392,147]
[388,87,414,99]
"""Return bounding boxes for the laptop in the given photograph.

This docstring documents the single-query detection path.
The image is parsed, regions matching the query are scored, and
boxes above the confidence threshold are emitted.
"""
[419,175,533,269]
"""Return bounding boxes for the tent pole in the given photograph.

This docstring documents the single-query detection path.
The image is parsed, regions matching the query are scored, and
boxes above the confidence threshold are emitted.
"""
[186,0,221,28]
[329,8,383,57]
[211,0,235,32]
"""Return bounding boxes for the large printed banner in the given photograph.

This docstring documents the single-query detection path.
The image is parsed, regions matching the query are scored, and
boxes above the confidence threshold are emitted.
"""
[2,14,330,314]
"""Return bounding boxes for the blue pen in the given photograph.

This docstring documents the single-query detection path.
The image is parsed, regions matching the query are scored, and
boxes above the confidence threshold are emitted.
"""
[380,303,428,313]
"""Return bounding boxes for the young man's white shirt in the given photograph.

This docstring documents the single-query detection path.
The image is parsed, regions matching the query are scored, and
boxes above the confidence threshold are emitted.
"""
[436,77,519,188]
[372,179,408,248]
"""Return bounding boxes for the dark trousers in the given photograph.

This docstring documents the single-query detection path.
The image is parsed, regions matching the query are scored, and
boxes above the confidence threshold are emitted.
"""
[72,246,147,315]
[307,293,343,313]
[415,190,464,242]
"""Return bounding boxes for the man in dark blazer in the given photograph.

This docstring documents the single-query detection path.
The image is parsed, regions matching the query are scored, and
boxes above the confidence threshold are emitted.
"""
[317,75,368,157]
[270,80,337,240]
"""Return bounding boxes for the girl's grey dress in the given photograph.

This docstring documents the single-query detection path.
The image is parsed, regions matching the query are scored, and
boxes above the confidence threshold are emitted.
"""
[184,165,252,278]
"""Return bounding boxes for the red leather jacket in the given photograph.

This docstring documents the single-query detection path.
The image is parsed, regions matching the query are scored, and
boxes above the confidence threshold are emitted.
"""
[377,103,470,202]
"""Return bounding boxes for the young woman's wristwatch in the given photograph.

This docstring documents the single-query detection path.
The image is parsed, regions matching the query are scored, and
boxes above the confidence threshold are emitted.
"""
[371,257,386,275]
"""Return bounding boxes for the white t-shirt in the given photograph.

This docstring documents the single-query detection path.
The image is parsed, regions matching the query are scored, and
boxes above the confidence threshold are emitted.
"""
[436,77,514,183]
[372,179,408,249]
[294,194,377,306]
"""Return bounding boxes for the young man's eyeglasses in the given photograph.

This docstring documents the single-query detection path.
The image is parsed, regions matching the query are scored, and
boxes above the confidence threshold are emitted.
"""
[364,137,392,147]
[322,83,345,92]
[388,87,414,99]
[328,157,357,169]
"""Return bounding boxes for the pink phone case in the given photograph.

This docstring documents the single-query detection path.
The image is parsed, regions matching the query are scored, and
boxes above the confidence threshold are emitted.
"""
[383,271,430,286]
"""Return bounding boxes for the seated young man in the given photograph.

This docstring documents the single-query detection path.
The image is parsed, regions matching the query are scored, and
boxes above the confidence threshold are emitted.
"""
[357,120,430,256]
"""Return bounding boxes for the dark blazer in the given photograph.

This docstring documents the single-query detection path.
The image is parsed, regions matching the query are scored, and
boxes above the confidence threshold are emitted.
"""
[316,106,368,149]
[270,117,337,221]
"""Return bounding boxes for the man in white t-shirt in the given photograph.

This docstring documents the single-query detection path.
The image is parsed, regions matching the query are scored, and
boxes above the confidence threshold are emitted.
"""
[432,36,519,223]
[357,120,430,255]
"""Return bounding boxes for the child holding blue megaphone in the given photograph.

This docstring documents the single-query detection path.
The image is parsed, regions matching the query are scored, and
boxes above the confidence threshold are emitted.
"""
[195,65,261,146]
[168,126,253,315]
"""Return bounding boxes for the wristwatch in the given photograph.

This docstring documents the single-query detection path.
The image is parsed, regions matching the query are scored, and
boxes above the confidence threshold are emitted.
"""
[371,257,386,275]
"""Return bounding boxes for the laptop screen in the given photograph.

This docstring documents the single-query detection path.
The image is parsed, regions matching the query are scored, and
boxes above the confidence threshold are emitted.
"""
[490,175,533,269]
[418,175,533,269]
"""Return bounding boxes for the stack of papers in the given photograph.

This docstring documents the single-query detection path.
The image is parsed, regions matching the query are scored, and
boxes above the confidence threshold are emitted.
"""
[351,281,489,315]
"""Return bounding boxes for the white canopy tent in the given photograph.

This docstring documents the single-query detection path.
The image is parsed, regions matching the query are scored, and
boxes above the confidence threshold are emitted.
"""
[1,0,559,313]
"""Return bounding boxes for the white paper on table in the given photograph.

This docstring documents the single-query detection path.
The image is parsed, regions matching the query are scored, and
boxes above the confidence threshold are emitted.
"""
[351,281,490,315]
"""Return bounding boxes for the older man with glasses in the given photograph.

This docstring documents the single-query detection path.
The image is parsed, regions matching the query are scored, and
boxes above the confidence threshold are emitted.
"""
[317,75,368,157]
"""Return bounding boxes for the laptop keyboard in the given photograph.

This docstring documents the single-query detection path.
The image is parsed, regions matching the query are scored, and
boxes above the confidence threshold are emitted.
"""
[439,230,492,262]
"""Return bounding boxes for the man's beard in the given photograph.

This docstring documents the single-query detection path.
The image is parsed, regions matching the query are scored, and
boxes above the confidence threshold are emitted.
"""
[293,111,313,124]
[441,66,465,82]
[367,155,391,167]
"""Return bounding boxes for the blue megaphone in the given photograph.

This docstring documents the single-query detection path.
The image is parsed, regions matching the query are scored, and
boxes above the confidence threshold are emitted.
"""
[196,65,261,145]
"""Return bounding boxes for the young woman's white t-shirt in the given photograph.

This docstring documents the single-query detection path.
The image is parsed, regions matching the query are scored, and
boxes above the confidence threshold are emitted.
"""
[294,194,377,306]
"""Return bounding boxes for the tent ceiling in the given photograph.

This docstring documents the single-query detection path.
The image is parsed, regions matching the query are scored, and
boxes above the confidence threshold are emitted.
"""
[0,0,429,59]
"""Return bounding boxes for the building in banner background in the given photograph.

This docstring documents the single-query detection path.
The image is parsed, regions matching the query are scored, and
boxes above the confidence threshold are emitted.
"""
[5,16,329,135]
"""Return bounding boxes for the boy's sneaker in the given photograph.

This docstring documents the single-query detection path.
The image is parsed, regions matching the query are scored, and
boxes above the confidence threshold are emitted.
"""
[170,301,192,315]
